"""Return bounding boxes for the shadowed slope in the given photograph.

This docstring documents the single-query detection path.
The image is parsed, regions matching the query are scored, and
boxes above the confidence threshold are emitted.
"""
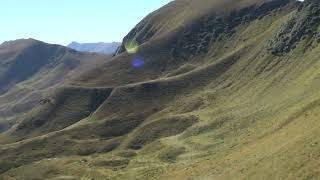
[0,39,108,133]
[2,86,113,143]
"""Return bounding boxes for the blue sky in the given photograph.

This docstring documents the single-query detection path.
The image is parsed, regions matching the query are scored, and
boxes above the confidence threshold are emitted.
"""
[0,0,172,45]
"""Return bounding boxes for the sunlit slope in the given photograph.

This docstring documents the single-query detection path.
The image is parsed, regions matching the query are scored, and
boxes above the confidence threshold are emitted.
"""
[117,0,295,53]
[75,0,297,87]
[2,0,320,179]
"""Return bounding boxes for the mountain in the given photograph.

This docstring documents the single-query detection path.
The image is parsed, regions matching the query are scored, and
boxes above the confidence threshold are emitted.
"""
[68,41,121,54]
[2,0,320,179]
[0,38,108,136]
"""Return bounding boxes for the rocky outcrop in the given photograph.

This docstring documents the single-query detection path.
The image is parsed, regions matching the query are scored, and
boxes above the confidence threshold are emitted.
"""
[171,0,295,59]
[268,0,320,55]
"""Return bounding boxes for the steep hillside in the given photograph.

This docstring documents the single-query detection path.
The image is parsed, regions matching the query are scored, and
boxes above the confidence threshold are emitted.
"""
[2,0,320,179]
[68,41,121,54]
[0,39,108,134]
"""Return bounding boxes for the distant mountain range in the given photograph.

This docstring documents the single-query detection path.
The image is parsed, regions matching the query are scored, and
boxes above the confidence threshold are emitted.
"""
[67,41,121,54]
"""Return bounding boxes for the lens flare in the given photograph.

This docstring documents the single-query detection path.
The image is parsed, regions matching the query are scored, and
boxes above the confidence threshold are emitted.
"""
[124,40,139,54]
[131,56,144,68]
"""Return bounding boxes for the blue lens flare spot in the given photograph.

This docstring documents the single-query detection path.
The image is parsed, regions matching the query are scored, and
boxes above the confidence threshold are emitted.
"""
[131,56,144,68]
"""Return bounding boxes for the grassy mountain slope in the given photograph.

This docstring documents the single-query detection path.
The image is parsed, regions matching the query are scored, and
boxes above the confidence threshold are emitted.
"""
[0,39,108,134]
[2,0,320,179]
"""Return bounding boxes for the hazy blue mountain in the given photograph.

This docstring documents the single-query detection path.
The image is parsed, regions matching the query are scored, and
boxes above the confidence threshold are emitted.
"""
[68,41,121,54]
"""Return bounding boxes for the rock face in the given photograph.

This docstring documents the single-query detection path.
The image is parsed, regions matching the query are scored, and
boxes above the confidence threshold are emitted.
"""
[68,42,121,54]
[268,0,320,55]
